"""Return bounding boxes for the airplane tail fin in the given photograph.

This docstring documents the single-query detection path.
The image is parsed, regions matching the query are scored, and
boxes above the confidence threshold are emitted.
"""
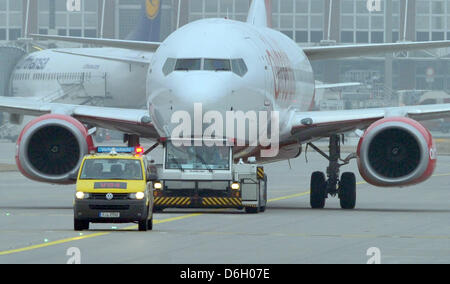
[247,0,272,28]
[126,0,162,42]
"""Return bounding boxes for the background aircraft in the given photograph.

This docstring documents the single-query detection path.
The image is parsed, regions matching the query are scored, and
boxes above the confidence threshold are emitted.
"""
[2,0,450,210]
[0,0,162,140]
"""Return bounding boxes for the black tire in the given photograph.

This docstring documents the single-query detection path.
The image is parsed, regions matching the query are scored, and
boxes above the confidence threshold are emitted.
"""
[147,218,153,231]
[310,172,326,209]
[74,219,89,231]
[245,206,259,214]
[259,175,268,213]
[138,219,148,231]
[153,207,164,213]
[339,172,356,210]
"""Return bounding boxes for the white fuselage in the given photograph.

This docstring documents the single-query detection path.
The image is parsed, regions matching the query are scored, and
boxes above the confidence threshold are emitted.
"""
[9,48,152,108]
[147,18,315,146]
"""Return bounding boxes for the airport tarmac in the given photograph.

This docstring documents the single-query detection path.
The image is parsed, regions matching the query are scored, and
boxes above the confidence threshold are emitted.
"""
[0,141,449,264]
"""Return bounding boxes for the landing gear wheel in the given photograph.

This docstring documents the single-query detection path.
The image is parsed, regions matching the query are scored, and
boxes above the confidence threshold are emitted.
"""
[245,206,260,214]
[138,219,148,231]
[339,172,356,210]
[310,172,326,209]
[74,219,89,231]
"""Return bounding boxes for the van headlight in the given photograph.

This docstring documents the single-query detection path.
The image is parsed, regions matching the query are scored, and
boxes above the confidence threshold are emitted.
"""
[153,181,163,190]
[231,182,240,190]
[76,192,89,200]
[129,192,145,200]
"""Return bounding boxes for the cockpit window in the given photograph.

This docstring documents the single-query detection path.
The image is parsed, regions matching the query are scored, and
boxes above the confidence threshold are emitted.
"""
[163,58,248,77]
[204,59,231,71]
[175,59,201,71]
[162,58,176,76]
[231,59,248,77]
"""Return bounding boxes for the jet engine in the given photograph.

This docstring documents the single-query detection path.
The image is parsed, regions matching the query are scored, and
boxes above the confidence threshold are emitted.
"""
[357,117,436,187]
[16,114,94,184]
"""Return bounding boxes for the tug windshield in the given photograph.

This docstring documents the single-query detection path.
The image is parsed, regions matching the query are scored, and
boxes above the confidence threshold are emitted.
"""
[165,142,231,171]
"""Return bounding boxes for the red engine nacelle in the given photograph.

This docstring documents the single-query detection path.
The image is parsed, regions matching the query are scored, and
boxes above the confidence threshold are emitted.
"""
[357,117,436,187]
[16,114,94,184]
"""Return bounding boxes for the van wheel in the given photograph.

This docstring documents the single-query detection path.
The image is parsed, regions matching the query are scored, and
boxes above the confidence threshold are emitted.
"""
[147,218,153,231]
[153,207,164,213]
[138,219,148,231]
[74,219,89,231]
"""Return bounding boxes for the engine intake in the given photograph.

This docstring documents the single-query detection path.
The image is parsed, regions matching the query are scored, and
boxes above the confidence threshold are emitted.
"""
[357,117,436,187]
[16,114,94,184]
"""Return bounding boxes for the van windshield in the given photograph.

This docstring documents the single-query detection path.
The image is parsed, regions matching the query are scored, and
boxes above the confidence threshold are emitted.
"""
[80,159,143,180]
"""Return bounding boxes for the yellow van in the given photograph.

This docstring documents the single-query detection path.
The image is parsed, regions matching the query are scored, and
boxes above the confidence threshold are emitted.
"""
[73,147,153,231]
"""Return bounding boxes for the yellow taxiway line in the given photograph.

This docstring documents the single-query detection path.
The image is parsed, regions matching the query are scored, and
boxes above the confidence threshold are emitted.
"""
[0,193,308,256]
[0,213,203,256]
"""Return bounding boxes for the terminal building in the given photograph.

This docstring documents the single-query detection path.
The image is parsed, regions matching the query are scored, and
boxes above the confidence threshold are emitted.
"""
[1,0,450,105]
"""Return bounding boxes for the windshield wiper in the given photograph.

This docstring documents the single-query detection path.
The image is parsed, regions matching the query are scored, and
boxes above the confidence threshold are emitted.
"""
[194,154,213,173]
[170,158,185,172]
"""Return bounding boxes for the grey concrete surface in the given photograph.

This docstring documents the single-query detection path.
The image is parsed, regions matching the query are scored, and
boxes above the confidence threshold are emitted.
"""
[0,141,449,264]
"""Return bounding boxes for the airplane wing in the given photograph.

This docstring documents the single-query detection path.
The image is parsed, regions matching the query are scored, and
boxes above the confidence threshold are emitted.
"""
[303,41,450,61]
[31,34,161,52]
[315,82,361,90]
[52,49,152,65]
[291,104,450,143]
[0,97,159,139]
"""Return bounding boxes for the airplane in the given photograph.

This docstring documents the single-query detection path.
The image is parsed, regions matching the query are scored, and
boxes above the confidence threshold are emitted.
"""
[2,0,450,210]
[2,0,348,113]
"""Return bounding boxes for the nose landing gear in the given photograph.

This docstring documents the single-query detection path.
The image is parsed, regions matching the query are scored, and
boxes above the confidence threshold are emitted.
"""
[307,135,357,210]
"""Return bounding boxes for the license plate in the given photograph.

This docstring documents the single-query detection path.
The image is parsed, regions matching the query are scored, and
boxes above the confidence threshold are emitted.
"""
[99,212,120,218]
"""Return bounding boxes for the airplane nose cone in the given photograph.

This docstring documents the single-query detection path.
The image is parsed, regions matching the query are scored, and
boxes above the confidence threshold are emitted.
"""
[173,73,230,105]
[149,73,233,137]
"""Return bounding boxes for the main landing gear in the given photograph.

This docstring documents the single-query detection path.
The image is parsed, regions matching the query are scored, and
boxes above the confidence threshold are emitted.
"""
[307,135,357,210]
